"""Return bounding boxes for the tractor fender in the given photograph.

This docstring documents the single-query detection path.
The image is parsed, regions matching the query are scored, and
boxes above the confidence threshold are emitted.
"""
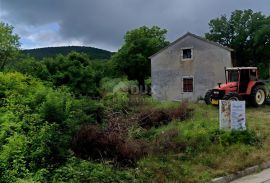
[246,81,265,95]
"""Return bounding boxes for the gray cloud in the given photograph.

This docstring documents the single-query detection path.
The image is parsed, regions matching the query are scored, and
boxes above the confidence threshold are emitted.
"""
[0,0,269,51]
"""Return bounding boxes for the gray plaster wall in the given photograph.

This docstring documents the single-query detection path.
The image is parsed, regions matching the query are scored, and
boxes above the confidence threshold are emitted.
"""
[151,35,232,101]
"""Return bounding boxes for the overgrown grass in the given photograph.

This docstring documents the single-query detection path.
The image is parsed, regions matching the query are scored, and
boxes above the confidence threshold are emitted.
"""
[75,94,268,182]
[132,103,270,183]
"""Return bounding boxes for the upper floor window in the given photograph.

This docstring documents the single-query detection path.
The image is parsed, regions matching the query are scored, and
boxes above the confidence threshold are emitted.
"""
[181,48,193,60]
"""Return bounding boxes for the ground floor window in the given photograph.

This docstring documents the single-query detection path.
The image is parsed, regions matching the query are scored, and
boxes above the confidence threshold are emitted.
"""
[183,77,193,92]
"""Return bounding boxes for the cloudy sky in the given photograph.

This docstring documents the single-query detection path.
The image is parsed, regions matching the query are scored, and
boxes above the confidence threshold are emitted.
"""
[0,0,269,51]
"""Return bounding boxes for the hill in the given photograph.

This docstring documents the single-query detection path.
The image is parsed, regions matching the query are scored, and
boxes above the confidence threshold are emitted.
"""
[22,46,113,60]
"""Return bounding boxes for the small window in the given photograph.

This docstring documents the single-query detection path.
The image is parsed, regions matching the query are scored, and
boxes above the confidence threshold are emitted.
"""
[250,69,257,80]
[183,77,193,92]
[182,48,192,60]
[228,70,239,82]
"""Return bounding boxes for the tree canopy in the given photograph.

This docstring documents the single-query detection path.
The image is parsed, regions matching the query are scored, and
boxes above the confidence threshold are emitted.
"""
[0,22,20,70]
[43,52,100,96]
[205,9,270,78]
[112,26,169,88]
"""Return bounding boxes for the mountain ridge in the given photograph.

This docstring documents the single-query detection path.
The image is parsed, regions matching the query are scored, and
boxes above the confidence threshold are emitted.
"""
[22,46,113,60]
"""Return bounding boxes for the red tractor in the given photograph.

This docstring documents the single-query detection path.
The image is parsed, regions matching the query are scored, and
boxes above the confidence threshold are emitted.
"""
[205,67,269,107]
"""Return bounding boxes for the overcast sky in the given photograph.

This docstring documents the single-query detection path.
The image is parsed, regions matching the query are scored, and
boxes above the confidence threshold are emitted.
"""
[0,0,269,51]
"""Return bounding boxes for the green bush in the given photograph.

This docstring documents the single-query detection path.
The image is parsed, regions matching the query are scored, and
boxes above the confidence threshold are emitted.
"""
[99,77,138,96]
[100,77,123,94]
[209,129,261,146]
[66,97,104,131]
[9,56,50,80]
[0,72,104,182]
[0,134,29,182]
[43,52,100,96]
[102,92,129,112]
[40,90,72,123]
[52,156,133,183]
[178,128,212,154]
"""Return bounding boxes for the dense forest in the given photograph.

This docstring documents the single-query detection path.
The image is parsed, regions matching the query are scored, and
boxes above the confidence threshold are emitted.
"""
[0,9,270,183]
[22,46,113,60]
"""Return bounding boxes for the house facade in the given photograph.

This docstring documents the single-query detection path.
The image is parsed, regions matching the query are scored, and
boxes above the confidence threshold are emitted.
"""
[150,32,233,101]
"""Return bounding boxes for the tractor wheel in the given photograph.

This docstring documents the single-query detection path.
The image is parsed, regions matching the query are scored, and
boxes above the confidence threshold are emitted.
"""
[223,92,241,101]
[204,90,212,105]
[250,85,266,107]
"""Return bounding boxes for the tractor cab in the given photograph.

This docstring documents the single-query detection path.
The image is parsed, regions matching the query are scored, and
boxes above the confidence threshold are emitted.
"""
[205,67,267,107]
[225,67,258,94]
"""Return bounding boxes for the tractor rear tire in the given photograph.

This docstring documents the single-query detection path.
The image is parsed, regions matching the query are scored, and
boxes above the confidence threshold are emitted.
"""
[223,92,241,101]
[250,85,266,107]
[204,90,212,105]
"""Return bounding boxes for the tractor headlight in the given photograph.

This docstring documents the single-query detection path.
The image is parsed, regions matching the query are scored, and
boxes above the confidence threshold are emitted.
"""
[213,91,219,94]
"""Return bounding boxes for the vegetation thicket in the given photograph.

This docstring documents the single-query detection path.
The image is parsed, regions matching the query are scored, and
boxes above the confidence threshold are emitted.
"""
[0,9,270,183]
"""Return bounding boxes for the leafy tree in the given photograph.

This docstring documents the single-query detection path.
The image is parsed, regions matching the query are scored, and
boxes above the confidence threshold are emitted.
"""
[112,26,169,88]
[0,22,20,70]
[10,55,50,80]
[205,9,270,78]
[43,52,100,96]
[11,51,102,97]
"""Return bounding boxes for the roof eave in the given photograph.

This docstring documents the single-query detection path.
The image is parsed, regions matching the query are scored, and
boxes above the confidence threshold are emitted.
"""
[149,32,234,59]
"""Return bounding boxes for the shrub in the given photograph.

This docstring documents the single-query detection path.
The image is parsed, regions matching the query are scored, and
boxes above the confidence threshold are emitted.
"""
[69,97,104,126]
[153,129,186,153]
[9,56,50,80]
[43,52,100,97]
[138,102,194,129]
[145,77,151,95]
[209,129,261,146]
[0,72,105,181]
[52,156,133,183]
[102,92,129,112]
[99,77,123,95]
[72,124,148,166]
[100,77,138,96]
[40,90,72,123]
[167,101,194,121]
[138,109,171,129]
[0,134,29,182]
[183,128,212,154]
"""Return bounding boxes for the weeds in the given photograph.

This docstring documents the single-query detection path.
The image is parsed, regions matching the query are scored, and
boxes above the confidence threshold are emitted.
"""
[72,124,148,167]
[209,129,262,146]
[153,129,186,154]
[72,100,194,166]
[71,97,265,183]
[138,101,194,129]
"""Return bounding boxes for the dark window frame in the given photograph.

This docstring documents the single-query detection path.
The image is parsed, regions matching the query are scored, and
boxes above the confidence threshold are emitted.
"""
[182,77,194,92]
[181,48,193,60]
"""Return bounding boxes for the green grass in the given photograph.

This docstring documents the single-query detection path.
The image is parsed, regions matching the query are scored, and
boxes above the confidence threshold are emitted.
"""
[130,102,270,183]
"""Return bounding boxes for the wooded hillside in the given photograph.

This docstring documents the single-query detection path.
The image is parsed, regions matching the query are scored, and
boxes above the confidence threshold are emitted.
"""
[22,46,113,60]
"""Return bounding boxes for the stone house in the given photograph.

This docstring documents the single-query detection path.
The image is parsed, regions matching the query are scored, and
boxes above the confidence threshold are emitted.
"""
[150,32,233,101]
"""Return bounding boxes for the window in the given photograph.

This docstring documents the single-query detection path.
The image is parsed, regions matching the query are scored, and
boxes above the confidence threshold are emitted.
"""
[183,77,193,92]
[250,69,257,80]
[182,48,192,60]
[228,70,239,82]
